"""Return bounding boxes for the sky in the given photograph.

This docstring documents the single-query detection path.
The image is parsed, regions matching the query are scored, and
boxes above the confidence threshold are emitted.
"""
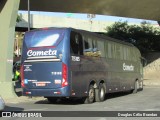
[18,10,158,25]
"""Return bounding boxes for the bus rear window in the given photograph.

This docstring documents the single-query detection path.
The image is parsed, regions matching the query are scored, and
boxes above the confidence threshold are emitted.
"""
[25,29,65,48]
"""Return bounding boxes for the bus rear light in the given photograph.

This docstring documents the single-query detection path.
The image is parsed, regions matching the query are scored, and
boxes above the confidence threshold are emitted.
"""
[54,91,61,94]
[62,63,68,87]
[72,90,75,96]
[41,27,49,30]
[25,92,31,94]
[20,65,25,88]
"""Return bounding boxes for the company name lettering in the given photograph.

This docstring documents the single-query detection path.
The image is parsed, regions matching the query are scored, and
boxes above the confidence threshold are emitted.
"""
[27,49,57,57]
[123,63,134,71]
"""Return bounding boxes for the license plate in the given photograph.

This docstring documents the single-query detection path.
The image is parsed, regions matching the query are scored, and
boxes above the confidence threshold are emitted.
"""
[36,83,46,86]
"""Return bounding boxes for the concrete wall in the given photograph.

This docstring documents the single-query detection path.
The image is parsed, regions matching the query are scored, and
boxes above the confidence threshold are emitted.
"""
[16,13,142,32]
[144,52,160,81]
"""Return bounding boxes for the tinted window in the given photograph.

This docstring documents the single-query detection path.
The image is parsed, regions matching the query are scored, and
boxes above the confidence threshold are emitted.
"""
[83,34,105,57]
[108,43,112,58]
[25,29,65,48]
[83,35,93,56]
[70,31,83,55]
[96,40,105,57]
[83,35,92,52]
[115,44,122,60]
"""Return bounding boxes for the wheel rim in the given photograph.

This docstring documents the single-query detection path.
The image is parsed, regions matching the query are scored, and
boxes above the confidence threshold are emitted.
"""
[100,87,105,99]
[89,88,94,102]
[136,81,139,89]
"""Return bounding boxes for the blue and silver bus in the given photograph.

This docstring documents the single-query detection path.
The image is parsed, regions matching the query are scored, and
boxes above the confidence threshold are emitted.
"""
[21,27,143,103]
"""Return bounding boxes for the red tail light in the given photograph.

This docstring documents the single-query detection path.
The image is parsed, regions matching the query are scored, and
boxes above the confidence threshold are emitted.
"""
[20,65,25,88]
[62,63,68,87]
[41,27,49,30]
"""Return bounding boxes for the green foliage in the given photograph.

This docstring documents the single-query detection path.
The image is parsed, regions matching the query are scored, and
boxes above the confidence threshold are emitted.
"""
[16,14,22,23]
[105,21,160,54]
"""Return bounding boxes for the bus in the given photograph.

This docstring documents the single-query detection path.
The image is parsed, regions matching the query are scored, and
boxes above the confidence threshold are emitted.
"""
[21,27,143,104]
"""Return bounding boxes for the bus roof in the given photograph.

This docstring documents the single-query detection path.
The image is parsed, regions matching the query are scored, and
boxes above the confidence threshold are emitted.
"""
[70,28,134,47]
[25,27,135,48]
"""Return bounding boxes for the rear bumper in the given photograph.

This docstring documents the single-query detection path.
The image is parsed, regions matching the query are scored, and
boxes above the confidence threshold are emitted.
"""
[22,86,71,97]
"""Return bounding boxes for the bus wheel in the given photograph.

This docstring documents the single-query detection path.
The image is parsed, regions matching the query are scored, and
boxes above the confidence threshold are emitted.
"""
[47,97,58,103]
[139,81,143,91]
[84,85,95,104]
[132,80,139,93]
[95,83,105,102]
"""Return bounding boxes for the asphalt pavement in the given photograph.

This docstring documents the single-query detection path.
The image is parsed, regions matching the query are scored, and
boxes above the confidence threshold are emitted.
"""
[4,84,160,111]
[2,83,160,119]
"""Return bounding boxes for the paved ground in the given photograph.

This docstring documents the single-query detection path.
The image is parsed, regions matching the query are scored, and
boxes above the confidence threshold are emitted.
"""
[144,79,160,86]
[3,85,160,111]
[2,84,160,119]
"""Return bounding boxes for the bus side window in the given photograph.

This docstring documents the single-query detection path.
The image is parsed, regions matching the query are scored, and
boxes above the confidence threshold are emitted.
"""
[97,40,105,57]
[123,46,127,60]
[83,35,93,56]
[92,39,100,57]
[108,43,112,58]
[115,44,121,60]
[70,31,83,55]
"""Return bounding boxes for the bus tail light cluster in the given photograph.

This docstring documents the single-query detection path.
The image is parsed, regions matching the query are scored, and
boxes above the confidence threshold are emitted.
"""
[20,65,25,88]
[62,63,68,87]
[25,92,31,95]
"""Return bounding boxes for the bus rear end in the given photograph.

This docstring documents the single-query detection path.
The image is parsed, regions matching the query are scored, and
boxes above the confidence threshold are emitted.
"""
[21,28,71,97]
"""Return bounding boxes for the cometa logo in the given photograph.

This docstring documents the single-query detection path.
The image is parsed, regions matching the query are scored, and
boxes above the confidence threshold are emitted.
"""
[27,49,57,57]
[123,63,134,71]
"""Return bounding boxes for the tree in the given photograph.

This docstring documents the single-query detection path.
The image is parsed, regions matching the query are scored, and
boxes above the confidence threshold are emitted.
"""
[105,21,160,54]
[16,14,22,23]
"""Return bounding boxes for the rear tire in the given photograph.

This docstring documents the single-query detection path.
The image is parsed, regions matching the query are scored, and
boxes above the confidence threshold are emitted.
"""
[95,83,105,102]
[132,80,139,93]
[139,81,143,91]
[84,85,95,104]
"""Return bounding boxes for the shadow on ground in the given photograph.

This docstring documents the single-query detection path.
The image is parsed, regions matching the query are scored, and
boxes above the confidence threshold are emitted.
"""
[14,81,22,97]
[13,80,142,105]
[3,106,24,112]
[34,91,132,105]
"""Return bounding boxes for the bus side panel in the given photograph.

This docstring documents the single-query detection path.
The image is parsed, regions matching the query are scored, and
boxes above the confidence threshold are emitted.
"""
[69,29,143,98]
[70,56,141,97]
[70,56,108,97]
[70,61,83,97]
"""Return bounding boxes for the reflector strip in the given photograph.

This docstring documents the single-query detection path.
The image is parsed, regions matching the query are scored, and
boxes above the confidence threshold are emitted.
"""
[20,65,25,88]
[54,92,61,94]
[24,59,60,62]
[27,56,57,59]
[32,81,51,83]
[26,92,31,94]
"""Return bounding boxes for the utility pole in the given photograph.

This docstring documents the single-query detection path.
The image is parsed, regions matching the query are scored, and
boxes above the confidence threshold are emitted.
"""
[87,14,96,31]
[28,0,30,31]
